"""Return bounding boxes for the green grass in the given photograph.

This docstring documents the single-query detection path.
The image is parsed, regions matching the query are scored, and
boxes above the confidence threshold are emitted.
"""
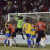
[0,43,50,50]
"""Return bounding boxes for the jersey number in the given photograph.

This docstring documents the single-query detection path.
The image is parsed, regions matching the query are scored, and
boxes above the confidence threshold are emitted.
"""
[26,25,28,29]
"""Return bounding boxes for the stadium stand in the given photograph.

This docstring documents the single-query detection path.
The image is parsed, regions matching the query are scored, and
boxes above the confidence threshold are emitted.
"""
[0,0,50,15]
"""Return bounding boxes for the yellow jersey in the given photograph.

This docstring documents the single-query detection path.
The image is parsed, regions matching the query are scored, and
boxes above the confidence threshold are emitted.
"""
[23,23,31,34]
[5,30,9,33]
[5,23,9,33]
[31,27,36,36]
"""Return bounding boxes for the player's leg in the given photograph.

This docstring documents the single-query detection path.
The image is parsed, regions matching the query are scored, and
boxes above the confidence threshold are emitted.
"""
[4,33,7,46]
[4,38,7,47]
[31,35,34,47]
[9,33,13,47]
[36,35,41,48]
[9,37,12,46]
[7,33,11,46]
[12,33,17,46]
[32,38,35,47]
[40,37,46,48]
[26,34,31,47]
[40,31,46,48]
[19,28,25,39]
[4,33,10,46]
[15,28,18,33]
[36,30,42,48]
[32,35,37,48]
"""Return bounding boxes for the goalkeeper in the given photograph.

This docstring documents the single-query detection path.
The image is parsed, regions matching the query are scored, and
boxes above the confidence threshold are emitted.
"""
[14,14,25,39]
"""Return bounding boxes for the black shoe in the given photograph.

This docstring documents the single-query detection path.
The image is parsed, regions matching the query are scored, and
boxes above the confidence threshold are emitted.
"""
[23,37,25,40]
[15,44,18,47]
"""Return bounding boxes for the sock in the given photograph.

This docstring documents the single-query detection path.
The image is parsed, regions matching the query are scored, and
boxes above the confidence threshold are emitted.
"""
[27,39,31,47]
[38,42,39,47]
[4,39,7,45]
[21,33,24,39]
[13,39,16,44]
[33,41,34,45]
[8,39,9,46]
[9,39,12,46]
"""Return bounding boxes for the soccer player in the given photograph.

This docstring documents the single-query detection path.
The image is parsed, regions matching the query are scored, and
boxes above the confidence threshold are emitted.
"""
[8,22,16,46]
[31,24,37,48]
[23,19,31,47]
[4,20,10,47]
[35,18,47,48]
[14,14,25,39]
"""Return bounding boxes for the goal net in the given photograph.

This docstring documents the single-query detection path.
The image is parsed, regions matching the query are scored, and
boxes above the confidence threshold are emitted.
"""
[8,12,50,35]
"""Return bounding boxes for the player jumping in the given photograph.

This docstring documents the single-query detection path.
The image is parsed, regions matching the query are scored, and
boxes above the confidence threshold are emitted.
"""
[14,14,25,39]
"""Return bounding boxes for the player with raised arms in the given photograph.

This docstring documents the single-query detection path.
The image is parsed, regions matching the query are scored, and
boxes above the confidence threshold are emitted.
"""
[14,14,25,39]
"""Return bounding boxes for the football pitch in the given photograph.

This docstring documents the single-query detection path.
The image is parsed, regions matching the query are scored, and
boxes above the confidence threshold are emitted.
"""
[0,44,50,50]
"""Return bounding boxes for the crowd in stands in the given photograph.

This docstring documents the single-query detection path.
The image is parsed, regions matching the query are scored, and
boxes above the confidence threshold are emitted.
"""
[0,0,50,33]
[0,0,50,15]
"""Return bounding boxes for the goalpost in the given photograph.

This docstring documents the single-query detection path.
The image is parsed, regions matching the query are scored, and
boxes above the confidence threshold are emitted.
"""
[8,12,50,22]
[7,12,50,44]
[8,12,50,34]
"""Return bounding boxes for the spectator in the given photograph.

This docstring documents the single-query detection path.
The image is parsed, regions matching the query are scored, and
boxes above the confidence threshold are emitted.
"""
[49,7,50,12]
[0,0,50,14]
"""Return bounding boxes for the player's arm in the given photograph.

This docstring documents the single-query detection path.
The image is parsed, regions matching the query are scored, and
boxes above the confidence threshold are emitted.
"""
[22,24,25,32]
[8,25,11,29]
[22,19,24,23]
[5,23,7,28]
[22,24,26,35]
[34,27,36,30]
[5,23,9,29]
[43,23,47,28]
[14,14,18,21]
[35,23,38,27]
[35,23,38,30]
[35,23,38,34]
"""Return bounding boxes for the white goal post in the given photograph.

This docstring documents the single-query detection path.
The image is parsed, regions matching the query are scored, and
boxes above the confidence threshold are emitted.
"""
[8,12,50,22]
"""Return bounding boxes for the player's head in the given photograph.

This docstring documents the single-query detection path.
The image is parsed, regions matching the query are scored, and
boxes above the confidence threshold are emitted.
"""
[6,24,9,27]
[18,16,20,19]
[18,16,23,20]
[39,18,43,21]
[26,19,29,23]
[20,16,23,19]
[32,24,34,27]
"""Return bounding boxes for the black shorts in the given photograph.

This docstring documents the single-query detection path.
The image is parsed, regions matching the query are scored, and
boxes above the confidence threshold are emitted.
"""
[15,28,22,33]
[36,30,45,43]
[11,32,16,37]
[38,30,45,37]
